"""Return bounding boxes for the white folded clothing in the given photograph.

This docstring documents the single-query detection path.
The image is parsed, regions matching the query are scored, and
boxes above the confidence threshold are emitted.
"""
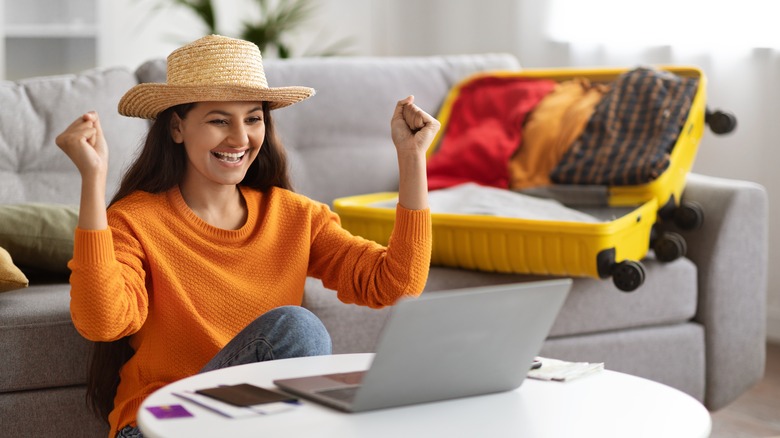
[527,357,604,382]
[372,183,601,223]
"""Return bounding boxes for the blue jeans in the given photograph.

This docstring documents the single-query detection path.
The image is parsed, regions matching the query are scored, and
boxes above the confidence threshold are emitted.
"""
[200,305,332,371]
[117,306,331,437]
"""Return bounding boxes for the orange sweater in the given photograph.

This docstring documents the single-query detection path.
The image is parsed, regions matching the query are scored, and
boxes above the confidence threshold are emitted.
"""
[68,186,431,437]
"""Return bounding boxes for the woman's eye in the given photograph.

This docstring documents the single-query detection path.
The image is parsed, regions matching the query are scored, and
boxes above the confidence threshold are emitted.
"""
[208,119,229,126]
[246,116,263,124]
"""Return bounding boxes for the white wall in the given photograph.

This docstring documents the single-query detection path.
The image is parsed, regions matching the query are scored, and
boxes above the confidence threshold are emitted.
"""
[97,0,379,68]
[97,0,779,342]
[98,0,209,70]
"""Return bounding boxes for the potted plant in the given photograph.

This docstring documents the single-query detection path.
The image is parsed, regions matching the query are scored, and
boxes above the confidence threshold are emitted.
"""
[156,0,351,58]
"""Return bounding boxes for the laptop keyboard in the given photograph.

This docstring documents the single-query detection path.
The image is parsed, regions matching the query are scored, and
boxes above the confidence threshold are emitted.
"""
[316,386,360,403]
[323,371,366,385]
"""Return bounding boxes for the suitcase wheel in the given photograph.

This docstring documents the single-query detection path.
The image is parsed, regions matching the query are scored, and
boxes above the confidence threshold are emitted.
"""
[611,260,646,292]
[653,231,688,262]
[706,108,737,135]
[674,200,704,230]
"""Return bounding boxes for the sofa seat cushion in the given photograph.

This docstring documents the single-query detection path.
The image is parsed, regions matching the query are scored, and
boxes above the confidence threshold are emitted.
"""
[550,258,697,337]
[424,255,697,337]
[303,254,697,353]
[0,385,108,437]
[540,322,705,401]
[302,278,392,354]
[0,284,91,393]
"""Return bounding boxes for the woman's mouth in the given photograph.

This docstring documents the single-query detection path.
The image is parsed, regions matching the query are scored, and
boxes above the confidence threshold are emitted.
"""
[212,150,246,163]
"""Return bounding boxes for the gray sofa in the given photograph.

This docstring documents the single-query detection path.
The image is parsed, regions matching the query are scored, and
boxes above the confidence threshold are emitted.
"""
[0,54,767,437]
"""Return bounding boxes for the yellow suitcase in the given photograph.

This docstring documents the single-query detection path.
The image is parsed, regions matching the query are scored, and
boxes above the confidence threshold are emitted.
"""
[334,66,731,292]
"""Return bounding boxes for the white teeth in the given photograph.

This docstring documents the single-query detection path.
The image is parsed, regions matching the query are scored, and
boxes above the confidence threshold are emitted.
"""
[213,151,246,162]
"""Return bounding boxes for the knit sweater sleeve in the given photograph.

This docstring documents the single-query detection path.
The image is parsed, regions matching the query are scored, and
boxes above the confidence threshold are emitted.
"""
[308,203,432,308]
[68,220,149,342]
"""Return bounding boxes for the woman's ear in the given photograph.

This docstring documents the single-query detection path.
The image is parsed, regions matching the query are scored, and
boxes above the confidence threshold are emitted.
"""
[170,112,184,144]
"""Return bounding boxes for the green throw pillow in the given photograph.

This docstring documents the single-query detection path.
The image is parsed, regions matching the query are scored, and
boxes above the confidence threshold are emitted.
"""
[0,246,29,292]
[0,204,79,274]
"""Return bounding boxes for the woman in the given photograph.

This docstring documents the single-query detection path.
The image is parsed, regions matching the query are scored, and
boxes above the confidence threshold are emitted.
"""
[56,35,438,438]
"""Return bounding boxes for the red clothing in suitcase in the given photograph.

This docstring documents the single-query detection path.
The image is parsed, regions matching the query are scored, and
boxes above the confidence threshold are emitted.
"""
[426,76,555,190]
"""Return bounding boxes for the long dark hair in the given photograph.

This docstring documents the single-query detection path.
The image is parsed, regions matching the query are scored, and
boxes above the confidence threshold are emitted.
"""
[86,101,292,422]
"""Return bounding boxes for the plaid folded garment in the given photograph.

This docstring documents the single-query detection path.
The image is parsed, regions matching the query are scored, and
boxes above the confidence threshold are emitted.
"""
[550,67,698,186]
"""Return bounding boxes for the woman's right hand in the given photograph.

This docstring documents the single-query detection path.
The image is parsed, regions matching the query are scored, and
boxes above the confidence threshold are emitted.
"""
[56,111,110,230]
[55,111,108,178]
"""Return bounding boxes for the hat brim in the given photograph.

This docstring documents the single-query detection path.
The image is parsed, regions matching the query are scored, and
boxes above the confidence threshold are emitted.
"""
[118,83,315,119]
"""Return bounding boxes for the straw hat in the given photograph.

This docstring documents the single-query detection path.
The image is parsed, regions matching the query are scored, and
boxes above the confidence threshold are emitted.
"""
[118,35,315,119]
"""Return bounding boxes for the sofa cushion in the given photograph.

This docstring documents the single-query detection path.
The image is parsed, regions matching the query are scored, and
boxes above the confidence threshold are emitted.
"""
[135,54,523,205]
[303,254,697,353]
[0,284,91,393]
[0,67,149,205]
[302,278,391,354]
[0,204,78,274]
[0,247,28,292]
[0,385,108,437]
[423,255,697,338]
[540,322,705,402]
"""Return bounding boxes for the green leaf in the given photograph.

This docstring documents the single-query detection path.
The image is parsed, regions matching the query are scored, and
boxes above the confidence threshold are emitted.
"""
[160,0,218,34]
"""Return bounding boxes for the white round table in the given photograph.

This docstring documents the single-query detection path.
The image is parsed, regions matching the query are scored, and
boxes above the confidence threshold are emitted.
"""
[137,353,711,438]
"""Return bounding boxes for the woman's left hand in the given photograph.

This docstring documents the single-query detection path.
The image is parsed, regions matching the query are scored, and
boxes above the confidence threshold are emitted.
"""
[390,96,439,211]
[390,95,441,155]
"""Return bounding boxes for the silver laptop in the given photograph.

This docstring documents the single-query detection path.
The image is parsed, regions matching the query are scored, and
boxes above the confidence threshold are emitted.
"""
[273,279,572,412]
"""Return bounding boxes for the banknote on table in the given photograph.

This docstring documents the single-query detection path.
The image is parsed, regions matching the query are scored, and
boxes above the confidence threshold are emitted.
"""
[527,357,604,382]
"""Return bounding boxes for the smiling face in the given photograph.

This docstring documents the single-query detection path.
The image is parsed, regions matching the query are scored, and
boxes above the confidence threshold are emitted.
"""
[171,101,266,191]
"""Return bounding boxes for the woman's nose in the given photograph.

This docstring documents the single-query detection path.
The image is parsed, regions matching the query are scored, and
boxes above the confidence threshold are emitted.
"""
[226,124,249,147]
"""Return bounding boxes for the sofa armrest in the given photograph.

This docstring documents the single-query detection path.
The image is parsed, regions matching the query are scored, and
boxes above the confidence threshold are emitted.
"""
[672,173,768,410]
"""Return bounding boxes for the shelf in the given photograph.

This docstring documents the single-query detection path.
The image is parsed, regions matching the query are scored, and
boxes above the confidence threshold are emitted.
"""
[0,0,100,80]
[4,24,98,38]
[4,37,96,80]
